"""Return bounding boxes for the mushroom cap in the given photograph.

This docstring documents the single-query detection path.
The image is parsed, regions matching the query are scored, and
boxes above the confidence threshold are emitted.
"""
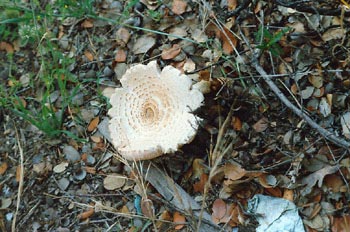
[108,61,204,160]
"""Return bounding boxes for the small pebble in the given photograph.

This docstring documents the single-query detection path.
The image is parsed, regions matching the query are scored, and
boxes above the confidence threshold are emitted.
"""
[63,145,80,162]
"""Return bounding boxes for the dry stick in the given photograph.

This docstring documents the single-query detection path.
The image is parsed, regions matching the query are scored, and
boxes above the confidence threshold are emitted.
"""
[239,30,350,150]
[254,62,350,148]
[12,126,24,232]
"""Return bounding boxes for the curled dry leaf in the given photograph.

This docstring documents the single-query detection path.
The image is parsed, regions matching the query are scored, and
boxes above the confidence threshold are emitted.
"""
[108,61,204,160]
[173,211,186,230]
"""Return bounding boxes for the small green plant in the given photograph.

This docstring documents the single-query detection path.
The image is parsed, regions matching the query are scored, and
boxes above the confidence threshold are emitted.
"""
[255,26,290,57]
[0,1,87,141]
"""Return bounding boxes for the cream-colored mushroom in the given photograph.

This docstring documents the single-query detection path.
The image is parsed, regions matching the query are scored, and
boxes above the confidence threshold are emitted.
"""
[108,61,204,160]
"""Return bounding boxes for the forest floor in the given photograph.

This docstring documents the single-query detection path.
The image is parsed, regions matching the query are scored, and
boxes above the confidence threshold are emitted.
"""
[1,0,350,231]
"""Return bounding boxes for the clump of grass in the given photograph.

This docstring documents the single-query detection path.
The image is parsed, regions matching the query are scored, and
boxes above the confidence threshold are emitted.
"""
[0,1,87,140]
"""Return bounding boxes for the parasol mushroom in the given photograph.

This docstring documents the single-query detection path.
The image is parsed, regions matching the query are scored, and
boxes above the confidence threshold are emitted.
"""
[108,61,204,160]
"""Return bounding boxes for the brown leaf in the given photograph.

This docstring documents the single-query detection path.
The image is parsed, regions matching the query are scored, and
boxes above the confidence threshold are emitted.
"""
[191,158,207,180]
[0,162,8,175]
[0,42,14,54]
[324,174,344,193]
[258,174,277,188]
[332,215,350,232]
[116,27,131,46]
[84,50,94,62]
[221,26,237,55]
[141,198,155,218]
[103,174,126,190]
[77,205,95,220]
[156,210,172,230]
[227,0,237,10]
[173,211,186,230]
[224,163,246,181]
[132,36,156,54]
[87,116,100,132]
[172,0,187,15]
[253,117,269,132]
[115,49,126,62]
[81,19,94,28]
[231,116,242,131]
[283,189,294,201]
[85,166,96,174]
[301,165,339,196]
[161,44,181,60]
[193,173,208,193]
[211,199,227,224]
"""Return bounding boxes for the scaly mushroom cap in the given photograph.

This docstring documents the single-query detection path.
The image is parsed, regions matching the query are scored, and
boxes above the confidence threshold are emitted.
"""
[108,61,204,160]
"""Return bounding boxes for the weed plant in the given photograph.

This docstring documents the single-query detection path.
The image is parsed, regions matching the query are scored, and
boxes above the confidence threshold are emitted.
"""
[0,0,88,140]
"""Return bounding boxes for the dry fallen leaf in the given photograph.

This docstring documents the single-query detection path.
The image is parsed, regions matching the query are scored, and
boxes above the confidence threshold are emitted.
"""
[224,163,247,181]
[253,117,269,132]
[221,26,237,55]
[115,49,127,62]
[81,19,94,28]
[77,204,95,220]
[301,165,339,196]
[322,28,345,42]
[161,44,181,60]
[0,162,8,175]
[0,41,14,54]
[332,215,350,232]
[172,0,187,15]
[87,116,100,132]
[193,173,208,193]
[231,116,242,131]
[324,174,344,193]
[132,36,156,54]
[103,174,126,190]
[116,27,131,46]
[173,211,186,230]
[141,198,155,218]
[211,198,226,224]
[84,50,94,62]
[341,112,350,139]
[308,75,323,89]
[156,210,172,231]
[283,189,294,201]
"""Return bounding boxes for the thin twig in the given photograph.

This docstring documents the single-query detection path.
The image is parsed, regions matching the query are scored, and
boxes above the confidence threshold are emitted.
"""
[11,126,24,232]
[238,28,350,150]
